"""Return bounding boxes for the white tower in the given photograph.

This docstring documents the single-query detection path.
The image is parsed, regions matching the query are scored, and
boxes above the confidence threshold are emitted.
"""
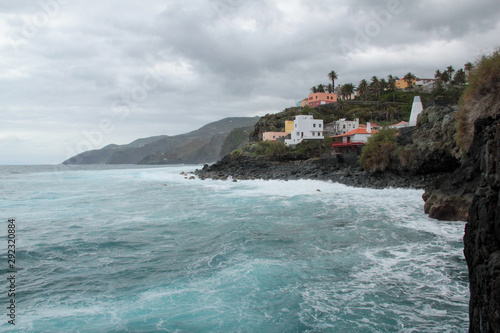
[409,96,423,126]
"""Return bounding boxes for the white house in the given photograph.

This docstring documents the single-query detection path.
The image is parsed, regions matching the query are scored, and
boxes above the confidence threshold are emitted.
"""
[285,115,324,146]
[331,123,376,147]
[333,118,360,135]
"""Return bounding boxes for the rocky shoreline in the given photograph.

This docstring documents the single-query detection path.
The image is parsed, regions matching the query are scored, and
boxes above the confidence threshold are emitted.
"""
[194,154,444,190]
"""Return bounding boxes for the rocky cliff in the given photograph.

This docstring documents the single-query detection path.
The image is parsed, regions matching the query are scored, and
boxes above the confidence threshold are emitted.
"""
[422,50,500,332]
[463,115,500,332]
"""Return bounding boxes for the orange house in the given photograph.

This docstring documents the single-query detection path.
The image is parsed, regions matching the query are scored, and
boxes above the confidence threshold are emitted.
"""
[395,78,417,90]
[306,92,338,107]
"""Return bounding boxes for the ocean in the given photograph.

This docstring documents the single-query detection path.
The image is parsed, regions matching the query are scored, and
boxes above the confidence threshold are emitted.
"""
[0,165,468,332]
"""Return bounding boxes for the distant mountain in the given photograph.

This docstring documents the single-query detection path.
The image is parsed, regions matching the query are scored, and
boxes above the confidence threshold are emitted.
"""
[62,117,260,165]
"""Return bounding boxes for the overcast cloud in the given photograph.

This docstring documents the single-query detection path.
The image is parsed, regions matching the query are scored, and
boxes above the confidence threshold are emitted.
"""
[1,0,499,164]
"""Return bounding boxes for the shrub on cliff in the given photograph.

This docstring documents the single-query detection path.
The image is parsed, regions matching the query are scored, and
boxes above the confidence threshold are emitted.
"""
[253,141,288,158]
[456,49,500,155]
[359,127,399,172]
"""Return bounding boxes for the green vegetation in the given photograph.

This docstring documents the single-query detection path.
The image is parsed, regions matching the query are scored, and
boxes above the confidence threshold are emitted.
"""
[456,48,500,154]
[253,141,288,158]
[358,127,399,172]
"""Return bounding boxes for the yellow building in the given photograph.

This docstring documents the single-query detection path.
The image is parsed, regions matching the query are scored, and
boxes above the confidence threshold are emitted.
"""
[285,120,294,134]
[395,78,417,90]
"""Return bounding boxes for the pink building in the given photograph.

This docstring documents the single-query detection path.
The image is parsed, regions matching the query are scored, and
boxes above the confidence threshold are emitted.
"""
[263,132,288,142]
[306,92,338,107]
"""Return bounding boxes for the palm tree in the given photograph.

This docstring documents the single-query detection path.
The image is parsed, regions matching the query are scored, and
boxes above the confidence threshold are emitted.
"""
[328,71,338,88]
[440,71,450,85]
[403,72,416,90]
[434,69,442,79]
[379,78,388,91]
[464,62,473,80]
[387,75,397,92]
[370,76,381,97]
[446,65,455,79]
[453,68,466,86]
[358,79,368,99]
[341,83,355,100]
[326,84,334,93]
[310,86,317,93]
[316,84,325,93]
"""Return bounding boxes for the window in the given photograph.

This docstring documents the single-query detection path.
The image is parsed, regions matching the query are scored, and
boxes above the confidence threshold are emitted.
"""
[319,124,322,128]
[313,124,316,128]
[296,132,300,136]
[295,124,297,128]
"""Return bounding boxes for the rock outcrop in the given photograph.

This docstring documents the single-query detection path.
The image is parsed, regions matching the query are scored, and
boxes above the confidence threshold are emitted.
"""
[398,105,461,175]
[423,50,500,332]
[463,115,500,332]
[195,153,440,189]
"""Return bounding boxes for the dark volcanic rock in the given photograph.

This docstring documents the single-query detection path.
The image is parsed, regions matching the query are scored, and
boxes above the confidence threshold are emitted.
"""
[462,116,500,332]
[195,153,438,190]
[398,105,461,175]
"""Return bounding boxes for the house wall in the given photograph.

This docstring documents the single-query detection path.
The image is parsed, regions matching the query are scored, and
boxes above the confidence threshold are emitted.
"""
[395,78,417,90]
[352,133,371,143]
[334,118,359,135]
[284,120,295,134]
[307,92,338,107]
[263,132,288,142]
[285,115,324,146]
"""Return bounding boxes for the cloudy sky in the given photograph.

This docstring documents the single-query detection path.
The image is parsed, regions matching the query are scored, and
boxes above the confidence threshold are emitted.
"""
[1,0,499,164]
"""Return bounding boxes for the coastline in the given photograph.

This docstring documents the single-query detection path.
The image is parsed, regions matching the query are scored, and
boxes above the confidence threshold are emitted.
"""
[194,155,444,190]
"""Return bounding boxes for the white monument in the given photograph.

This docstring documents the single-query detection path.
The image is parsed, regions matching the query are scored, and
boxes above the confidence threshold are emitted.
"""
[409,96,423,126]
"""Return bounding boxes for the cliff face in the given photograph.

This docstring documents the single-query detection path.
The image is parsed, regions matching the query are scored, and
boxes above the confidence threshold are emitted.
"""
[397,105,461,175]
[423,50,500,332]
[463,115,500,332]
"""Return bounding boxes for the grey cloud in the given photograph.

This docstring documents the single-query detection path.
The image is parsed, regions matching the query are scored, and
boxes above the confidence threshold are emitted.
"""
[1,0,500,164]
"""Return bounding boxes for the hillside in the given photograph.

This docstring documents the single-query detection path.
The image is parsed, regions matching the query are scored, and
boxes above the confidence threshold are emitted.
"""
[62,117,259,165]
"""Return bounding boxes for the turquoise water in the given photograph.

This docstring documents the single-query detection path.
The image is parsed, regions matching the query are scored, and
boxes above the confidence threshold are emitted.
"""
[0,165,468,332]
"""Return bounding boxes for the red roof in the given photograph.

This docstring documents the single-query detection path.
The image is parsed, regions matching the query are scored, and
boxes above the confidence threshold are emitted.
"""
[332,128,377,138]
[359,123,381,128]
[390,121,409,126]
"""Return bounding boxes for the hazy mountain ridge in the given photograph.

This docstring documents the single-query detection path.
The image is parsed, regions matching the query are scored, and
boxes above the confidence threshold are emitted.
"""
[63,117,259,165]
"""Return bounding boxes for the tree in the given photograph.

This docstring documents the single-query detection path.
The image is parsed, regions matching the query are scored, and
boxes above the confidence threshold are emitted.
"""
[447,65,455,79]
[316,84,325,93]
[328,71,338,88]
[440,71,450,85]
[370,76,381,97]
[464,62,473,81]
[341,83,355,100]
[310,86,317,93]
[326,83,334,93]
[387,75,397,92]
[453,68,466,86]
[358,79,369,99]
[379,78,388,91]
[403,72,416,90]
[434,69,442,79]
